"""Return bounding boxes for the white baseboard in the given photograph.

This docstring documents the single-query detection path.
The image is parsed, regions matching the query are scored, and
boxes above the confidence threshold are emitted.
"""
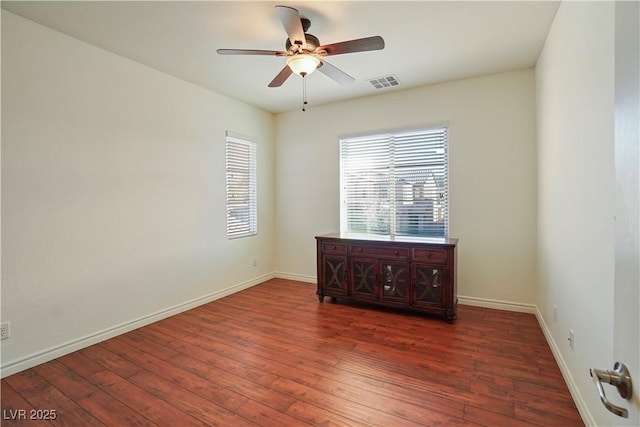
[534,308,595,426]
[0,273,275,378]
[457,294,537,313]
[275,272,317,284]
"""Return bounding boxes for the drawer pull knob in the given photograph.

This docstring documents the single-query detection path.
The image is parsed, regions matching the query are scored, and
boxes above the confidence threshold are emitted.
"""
[394,251,399,255]
[427,253,432,258]
[332,245,337,250]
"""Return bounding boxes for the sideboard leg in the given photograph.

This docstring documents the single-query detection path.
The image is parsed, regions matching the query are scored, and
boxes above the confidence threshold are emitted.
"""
[445,308,457,323]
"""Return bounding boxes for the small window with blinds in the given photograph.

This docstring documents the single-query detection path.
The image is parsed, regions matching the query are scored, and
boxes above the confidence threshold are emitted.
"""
[226,132,257,239]
[340,127,448,237]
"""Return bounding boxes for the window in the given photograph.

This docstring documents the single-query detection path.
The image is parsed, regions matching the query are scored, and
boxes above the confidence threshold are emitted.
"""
[225,131,257,239]
[340,127,448,237]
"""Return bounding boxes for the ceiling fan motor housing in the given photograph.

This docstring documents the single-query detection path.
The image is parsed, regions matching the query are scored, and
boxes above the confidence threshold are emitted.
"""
[286,33,320,54]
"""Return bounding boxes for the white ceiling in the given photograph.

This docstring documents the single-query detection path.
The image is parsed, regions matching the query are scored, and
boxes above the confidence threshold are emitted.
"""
[2,1,560,113]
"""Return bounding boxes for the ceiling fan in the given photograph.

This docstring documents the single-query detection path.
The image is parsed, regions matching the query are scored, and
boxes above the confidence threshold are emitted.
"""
[217,5,385,88]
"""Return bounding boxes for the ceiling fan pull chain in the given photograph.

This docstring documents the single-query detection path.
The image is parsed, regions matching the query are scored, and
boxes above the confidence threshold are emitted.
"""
[302,75,308,112]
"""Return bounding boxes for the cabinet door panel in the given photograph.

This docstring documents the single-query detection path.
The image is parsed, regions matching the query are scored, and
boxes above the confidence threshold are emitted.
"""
[350,258,378,300]
[322,255,348,296]
[413,264,447,307]
[380,261,411,303]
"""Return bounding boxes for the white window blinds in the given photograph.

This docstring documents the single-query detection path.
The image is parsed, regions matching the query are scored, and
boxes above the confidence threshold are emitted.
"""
[340,127,448,237]
[225,132,257,239]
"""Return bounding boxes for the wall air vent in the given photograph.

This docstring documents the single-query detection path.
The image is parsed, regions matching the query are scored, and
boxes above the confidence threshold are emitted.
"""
[367,75,400,89]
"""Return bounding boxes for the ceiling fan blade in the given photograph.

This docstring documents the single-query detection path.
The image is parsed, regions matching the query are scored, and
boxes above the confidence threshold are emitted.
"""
[268,65,293,87]
[275,5,306,49]
[319,36,385,56]
[318,60,355,85]
[217,49,287,56]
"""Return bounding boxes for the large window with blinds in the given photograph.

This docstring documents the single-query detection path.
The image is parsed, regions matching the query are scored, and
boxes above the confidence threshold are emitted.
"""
[225,132,257,239]
[340,127,448,237]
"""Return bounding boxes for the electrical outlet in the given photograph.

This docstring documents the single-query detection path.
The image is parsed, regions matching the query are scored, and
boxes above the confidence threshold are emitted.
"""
[0,322,10,340]
[553,305,558,323]
[568,329,574,350]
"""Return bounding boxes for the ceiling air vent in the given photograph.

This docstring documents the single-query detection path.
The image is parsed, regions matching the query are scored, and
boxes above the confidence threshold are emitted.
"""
[367,75,400,89]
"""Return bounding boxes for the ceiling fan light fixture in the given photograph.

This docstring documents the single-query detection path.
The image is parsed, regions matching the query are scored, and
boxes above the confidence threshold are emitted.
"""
[287,54,320,76]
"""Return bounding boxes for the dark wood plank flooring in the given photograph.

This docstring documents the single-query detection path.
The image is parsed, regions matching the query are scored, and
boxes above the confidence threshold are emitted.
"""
[1,278,583,426]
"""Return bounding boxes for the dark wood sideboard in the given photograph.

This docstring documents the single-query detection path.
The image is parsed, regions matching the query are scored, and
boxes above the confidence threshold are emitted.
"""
[316,233,458,321]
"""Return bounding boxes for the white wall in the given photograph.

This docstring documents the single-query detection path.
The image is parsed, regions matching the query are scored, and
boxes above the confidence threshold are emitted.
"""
[1,11,276,375]
[535,2,615,425]
[275,69,538,306]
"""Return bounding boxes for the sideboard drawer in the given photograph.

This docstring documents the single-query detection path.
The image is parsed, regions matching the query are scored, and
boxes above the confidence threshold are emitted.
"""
[322,242,347,255]
[412,248,447,263]
[350,245,409,260]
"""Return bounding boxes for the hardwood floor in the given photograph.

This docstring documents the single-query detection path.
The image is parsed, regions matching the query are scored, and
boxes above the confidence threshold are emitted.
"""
[1,278,583,426]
